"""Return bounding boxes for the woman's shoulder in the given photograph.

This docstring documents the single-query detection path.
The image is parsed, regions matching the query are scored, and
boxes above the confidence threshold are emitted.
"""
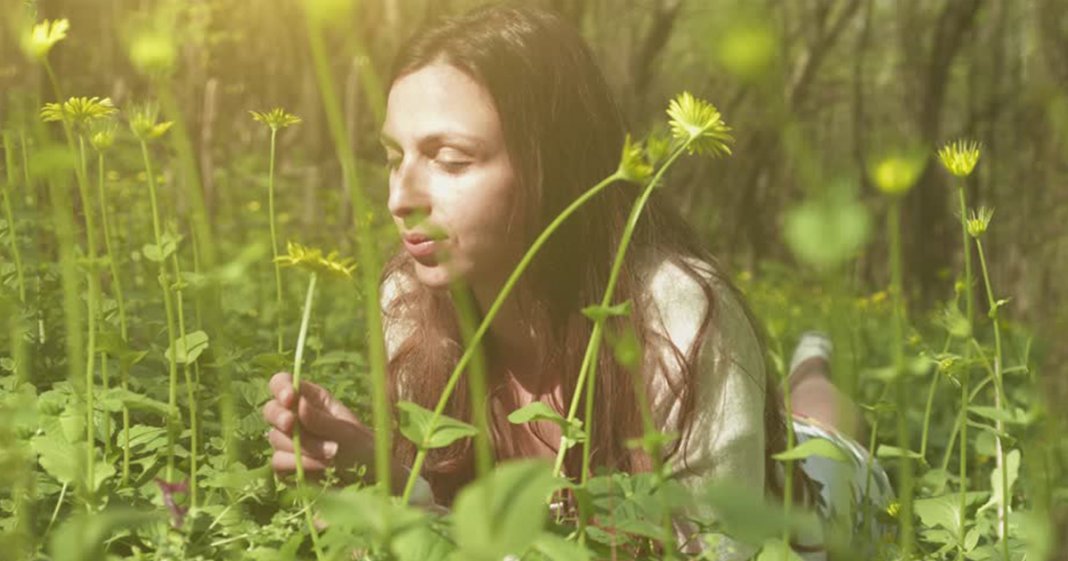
[640,252,762,368]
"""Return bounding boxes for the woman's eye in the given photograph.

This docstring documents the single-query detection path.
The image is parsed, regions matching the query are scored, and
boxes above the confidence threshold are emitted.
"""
[435,159,472,173]
[386,156,402,170]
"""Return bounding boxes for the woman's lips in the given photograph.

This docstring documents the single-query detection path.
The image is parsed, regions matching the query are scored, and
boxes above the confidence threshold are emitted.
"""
[404,238,440,265]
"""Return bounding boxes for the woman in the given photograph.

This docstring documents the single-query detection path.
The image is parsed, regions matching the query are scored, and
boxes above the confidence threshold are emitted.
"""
[261,3,891,558]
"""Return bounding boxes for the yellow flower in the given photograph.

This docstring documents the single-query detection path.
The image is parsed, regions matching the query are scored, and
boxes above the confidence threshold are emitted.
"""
[40,97,117,132]
[966,207,994,238]
[128,104,173,142]
[23,19,69,60]
[666,92,733,158]
[886,501,901,519]
[868,153,925,196]
[937,139,981,178]
[275,241,356,279]
[250,108,302,131]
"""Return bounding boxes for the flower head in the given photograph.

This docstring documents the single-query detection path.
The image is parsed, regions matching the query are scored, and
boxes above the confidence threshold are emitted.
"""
[128,104,173,142]
[617,134,652,183]
[868,152,925,196]
[275,241,356,279]
[40,97,117,132]
[666,92,733,157]
[90,125,117,152]
[966,207,994,238]
[937,139,981,178]
[22,19,69,60]
[250,108,302,131]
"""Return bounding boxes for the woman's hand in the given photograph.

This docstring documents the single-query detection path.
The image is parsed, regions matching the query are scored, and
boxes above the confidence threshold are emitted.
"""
[262,372,376,481]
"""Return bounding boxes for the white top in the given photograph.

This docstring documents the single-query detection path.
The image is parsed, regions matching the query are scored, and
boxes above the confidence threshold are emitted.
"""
[381,256,822,559]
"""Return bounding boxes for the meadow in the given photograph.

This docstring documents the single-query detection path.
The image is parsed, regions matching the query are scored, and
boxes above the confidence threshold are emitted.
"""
[1,1,1066,560]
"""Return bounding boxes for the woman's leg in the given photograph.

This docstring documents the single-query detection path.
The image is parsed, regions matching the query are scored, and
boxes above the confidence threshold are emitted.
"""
[787,332,861,441]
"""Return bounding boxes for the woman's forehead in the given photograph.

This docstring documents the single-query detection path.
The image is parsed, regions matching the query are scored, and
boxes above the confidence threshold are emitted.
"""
[382,62,502,147]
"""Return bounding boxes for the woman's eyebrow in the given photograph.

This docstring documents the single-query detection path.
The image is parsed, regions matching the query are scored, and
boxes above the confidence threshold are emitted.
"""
[378,131,485,152]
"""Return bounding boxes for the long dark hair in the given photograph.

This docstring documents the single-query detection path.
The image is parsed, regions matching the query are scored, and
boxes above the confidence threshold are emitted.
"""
[381,2,788,506]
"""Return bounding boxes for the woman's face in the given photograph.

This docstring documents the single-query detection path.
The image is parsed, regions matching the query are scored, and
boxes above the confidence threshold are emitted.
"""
[381,62,524,292]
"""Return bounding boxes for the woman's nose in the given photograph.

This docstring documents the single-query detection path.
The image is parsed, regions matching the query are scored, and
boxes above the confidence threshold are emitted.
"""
[387,160,430,221]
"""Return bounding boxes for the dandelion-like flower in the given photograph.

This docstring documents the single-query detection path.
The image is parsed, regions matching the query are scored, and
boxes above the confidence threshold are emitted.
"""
[966,207,994,238]
[250,108,302,131]
[666,92,733,158]
[275,241,356,279]
[90,125,117,152]
[617,134,652,183]
[869,153,925,196]
[22,18,69,60]
[129,104,174,142]
[937,139,981,178]
[40,97,117,132]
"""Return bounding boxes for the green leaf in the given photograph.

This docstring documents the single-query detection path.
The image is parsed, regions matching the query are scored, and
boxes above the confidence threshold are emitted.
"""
[755,539,805,561]
[50,508,162,561]
[914,495,962,535]
[396,401,478,449]
[507,402,567,426]
[530,533,591,561]
[141,233,178,263]
[391,522,455,561]
[99,388,171,417]
[451,460,563,561]
[318,486,426,544]
[968,405,1032,426]
[164,330,209,365]
[32,434,79,484]
[580,300,632,323]
[977,449,1021,515]
[772,437,848,463]
[703,481,820,547]
[876,445,925,461]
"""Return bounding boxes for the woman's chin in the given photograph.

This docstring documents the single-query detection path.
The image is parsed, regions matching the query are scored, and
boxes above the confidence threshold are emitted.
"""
[412,260,458,289]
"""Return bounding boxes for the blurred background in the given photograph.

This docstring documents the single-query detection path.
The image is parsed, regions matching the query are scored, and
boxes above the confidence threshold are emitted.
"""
[1,0,1067,551]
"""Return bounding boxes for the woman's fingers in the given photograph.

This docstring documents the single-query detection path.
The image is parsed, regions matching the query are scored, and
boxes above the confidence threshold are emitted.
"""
[262,399,295,433]
[271,450,330,473]
[267,428,339,461]
[267,371,360,426]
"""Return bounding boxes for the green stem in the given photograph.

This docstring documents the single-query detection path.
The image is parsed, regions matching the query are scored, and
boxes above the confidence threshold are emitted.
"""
[555,141,694,485]
[888,199,914,556]
[448,285,493,477]
[2,131,27,304]
[171,249,198,508]
[398,170,622,504]
[267,128,285,354]
[956,185,973,560]
[919,372,939,459]
[96,149,132,484]
[291,272,325,561]
[140,139,181,483]
[304,14,392,495]
[76,135,99,509]
[976,238,1010,557]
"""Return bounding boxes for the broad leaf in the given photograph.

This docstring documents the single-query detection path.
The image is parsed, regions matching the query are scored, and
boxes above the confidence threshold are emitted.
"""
[451,460,563,561]
[164,330,209,365]
[773,437,848,463]
[396,400,477,449]
[99,388,171,417]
